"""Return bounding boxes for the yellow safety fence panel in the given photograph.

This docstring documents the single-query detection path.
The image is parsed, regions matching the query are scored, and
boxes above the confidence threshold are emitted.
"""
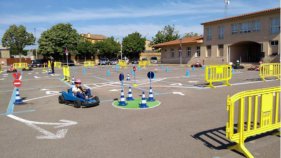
[48,61,51,68]
[42,63,48,73]
[13,62,29,69]
[54,62,62,68]
[62,66,71,82]
[226,86,281,158]
[84,61,95,67]
[205,65,232,88]
[0,64,2,73]
[259,63,280,81]
[118,60,127,68]
[138,61,148,67]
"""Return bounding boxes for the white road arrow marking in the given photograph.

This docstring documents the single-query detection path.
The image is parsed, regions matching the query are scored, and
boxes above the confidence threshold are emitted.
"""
[34,76,40,79]
[40,89,49,91]
[170,83,183,86]
[0,78,4,80]
[46,91,60,95]
[7,114,77,139]
[172,92,185,96]
[109,89,120,92]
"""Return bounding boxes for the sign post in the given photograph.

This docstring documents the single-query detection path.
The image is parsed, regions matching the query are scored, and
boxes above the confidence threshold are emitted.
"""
[147,71,155,88]
[119,73,124,89]
[65,47,69,66]
[133,66,138,87]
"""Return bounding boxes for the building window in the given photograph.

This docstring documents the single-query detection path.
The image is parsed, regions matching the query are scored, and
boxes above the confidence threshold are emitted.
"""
[218,44,224,57]
[206,27,212,41]
[195,46,200,57]
[164,49,167,52]
[206,45,211,57]
[271,40,279,46]
[207,45,211,49]
[271,17,280,34]
[186,47,191,57]
[218,26,224,39]
[171,52,174,58]
[252,20,261,32]
[231,24,239,34]
[240,22,251,33]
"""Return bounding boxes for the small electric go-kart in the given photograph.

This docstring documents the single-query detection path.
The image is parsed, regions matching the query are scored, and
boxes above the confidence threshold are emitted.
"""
[6,65,17,73]
[58,88,100,108]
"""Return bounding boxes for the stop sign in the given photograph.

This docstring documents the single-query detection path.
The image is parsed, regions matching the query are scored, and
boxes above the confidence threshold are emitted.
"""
[13,79,22,87]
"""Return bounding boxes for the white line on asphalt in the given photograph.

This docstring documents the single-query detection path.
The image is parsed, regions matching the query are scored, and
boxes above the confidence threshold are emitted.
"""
[23,94,60,102]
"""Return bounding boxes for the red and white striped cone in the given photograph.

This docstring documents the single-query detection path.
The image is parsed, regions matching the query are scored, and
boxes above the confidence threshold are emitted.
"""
[139,91,148,108]
[14,88,23,105]
[118,89,127,106]
[126,86,134,101]
[147,87,155,102]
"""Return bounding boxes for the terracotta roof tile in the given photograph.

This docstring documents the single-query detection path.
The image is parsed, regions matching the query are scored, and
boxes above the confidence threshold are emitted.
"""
[81,33,107,40]
[202,7,280,25]
[153,36,203,48]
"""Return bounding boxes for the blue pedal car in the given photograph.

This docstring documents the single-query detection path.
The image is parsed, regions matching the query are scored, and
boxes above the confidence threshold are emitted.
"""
[58,88,100,108]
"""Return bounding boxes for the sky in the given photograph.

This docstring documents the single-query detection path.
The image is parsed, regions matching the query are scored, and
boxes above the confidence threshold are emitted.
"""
[0,0,279,47]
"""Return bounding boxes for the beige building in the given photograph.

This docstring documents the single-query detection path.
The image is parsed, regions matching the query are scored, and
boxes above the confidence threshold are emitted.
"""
[153,36,204,64]
[140,40,161,62]
[154,8,280,64]
[202,7,280,64]
[81,33,107,43]
[0,45,10,58]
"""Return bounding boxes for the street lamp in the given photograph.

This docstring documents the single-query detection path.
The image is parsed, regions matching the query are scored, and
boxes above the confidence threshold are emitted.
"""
[179,38,183,65]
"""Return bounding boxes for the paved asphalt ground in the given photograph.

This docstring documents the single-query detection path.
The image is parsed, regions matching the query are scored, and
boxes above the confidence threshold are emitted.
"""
[0,65,280,158]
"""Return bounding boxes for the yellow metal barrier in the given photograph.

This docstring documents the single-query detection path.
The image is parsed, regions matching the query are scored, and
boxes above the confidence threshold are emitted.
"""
[0,64,2,73]
[205,65,232,88]
[63,66,71,82]
[259,63,280,81]
[226,86,281,158]
[48,61,51,68]
[13,62,29,69]
[138,60,148,67]
[84,61,95,67]
[54,62,62,68]
[118,60,127,68]
[42,63,48,73]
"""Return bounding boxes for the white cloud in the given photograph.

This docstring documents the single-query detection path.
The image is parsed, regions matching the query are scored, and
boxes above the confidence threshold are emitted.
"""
[0,0,253,25]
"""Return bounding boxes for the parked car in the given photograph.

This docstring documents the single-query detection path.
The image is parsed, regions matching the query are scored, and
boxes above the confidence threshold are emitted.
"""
[99,58,109,65]
[61,60,75,66]
[109,58,118,65]
[150,57,158,64]
[131,58,139,64]
[30,59,46,68]
[191,62,202,67]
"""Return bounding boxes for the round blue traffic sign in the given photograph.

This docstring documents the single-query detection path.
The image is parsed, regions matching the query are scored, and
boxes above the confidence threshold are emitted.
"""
[119,73,124,81]
[147,71,154,79]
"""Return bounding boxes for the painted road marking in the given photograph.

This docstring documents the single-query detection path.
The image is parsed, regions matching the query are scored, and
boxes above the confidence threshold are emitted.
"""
[0,78,4,80]
[109,89,120,92]
[34,76,40,79]
[23,94,59,102]
[45,91,60,95]
[7,114,77,139]
[172,92,185,96]
[170,83,183,86]
[6,88,17,114]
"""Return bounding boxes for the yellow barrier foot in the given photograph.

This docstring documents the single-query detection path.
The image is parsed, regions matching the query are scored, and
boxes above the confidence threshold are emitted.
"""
[208,83,215,88]
[228,143,254,158]
[133,84,138,87]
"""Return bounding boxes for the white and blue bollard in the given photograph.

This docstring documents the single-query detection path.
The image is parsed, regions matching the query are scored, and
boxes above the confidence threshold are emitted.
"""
[118,89,127,106]
[126,86,134,101]
[14,88,23,105]
[126,73,130,81]
[139,91,148,108]
[147,87,155,102]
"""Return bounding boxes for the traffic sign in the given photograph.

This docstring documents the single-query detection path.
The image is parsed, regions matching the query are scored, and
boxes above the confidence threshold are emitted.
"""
[147,71,155,79]
[13,79,22,87]
[119,73,124,81]
[13,72,21,80]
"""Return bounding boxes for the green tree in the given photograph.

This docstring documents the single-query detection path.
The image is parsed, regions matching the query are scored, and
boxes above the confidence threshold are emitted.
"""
[183,32,201,38]
[94,37,120,58]
[2,25,35,56]
[38,23,80,59]
[77,40,96,60]
[122,32,146,59]
[151,25,180,45]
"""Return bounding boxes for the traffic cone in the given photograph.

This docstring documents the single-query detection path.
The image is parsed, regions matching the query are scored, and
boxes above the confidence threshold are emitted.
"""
[126,86,134,101]
[126,73,130,81]
[186,69,190,77]
[139,91,148,108]
[118,89,127,106]
[14,88,23,105]
[147,87,155,102]
[192,66,195,71]
[106,69,111,77]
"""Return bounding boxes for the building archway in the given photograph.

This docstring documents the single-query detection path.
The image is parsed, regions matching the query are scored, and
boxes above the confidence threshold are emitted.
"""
[230,41,264,63]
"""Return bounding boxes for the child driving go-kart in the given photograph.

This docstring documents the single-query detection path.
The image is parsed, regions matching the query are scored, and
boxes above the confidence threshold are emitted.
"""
[72,79,93,99]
